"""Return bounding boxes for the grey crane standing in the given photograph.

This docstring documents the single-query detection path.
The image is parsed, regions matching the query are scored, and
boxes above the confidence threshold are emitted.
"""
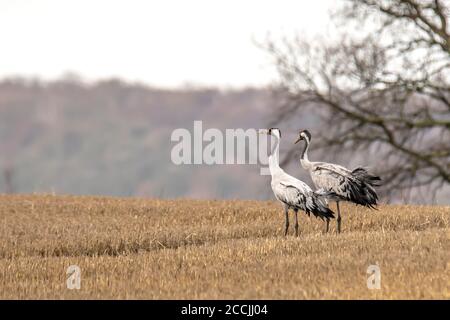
[294,130,381,233]
[260,128,335,236]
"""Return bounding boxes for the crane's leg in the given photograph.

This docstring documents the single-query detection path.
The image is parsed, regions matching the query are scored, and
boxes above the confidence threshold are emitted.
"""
[326,219,330,233]
[336,201,342,234]
[294,209,299,237]
[284,205,289,236]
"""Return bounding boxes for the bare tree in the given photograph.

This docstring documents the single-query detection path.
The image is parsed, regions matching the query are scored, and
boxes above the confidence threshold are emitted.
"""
[265,0,450,202]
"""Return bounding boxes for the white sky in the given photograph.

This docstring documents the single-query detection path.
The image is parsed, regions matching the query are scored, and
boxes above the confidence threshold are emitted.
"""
[0,0,337,88]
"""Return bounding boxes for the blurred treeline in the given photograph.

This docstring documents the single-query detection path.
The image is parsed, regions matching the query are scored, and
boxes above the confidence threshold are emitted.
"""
[0,76,278,199]
[1,76,448,203]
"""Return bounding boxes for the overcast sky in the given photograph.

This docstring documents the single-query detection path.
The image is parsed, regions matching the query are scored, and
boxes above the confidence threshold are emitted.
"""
[0,0,337,88]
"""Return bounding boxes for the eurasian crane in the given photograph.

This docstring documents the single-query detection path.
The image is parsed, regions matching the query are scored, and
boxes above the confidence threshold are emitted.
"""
[294,129,381,233]
[260,128,335,236]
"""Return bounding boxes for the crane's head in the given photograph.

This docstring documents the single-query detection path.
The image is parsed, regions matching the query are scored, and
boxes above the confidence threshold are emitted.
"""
[259,128,281,138]
[294,129,311,144]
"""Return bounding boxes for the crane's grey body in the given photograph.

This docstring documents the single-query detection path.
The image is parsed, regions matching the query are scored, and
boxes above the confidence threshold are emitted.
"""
[261,128,334,236]
[271,170,333,218]
[295,130,381,233]
[302,160,379,207]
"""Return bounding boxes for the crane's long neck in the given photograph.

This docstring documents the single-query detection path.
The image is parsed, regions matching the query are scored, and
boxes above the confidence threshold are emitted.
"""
[269,134,281,175]
[300,138,312,170]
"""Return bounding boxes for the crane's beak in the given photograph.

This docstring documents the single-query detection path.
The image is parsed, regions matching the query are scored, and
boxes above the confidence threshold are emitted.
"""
[294,136,302,144]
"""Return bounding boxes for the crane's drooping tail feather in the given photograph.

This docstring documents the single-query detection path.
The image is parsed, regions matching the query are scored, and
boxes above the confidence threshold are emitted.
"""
[298,191,335,221]
[349,167,381,209]
[352,167,382,187]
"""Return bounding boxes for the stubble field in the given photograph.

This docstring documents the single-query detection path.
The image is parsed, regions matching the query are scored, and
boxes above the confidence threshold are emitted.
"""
[0,194,448,299]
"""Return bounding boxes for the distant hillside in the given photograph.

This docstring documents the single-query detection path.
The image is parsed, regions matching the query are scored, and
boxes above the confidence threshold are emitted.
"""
[0,77,448,203]
[0,78,280,199]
